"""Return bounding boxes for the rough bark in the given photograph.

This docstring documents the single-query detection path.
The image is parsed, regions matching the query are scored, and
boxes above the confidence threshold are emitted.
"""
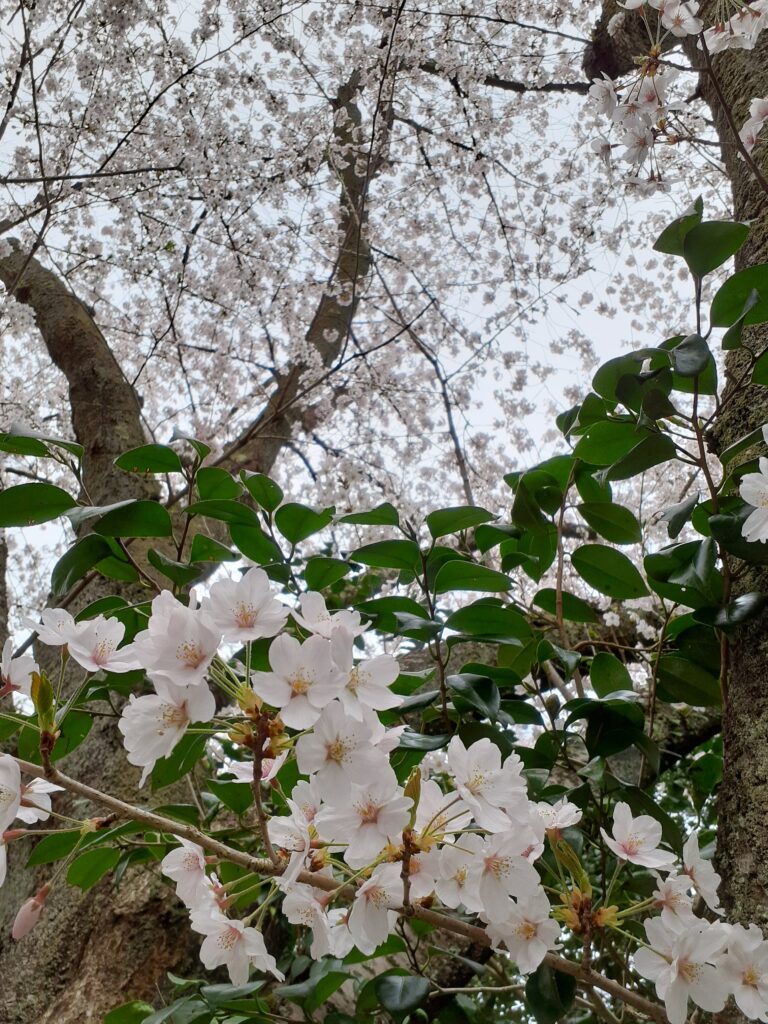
[0,67,388,1024]
[587,7,768,1019]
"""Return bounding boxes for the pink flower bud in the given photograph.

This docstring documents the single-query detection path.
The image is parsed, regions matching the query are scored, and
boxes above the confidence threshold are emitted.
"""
[2,829,28,842]
[12,886,49,940]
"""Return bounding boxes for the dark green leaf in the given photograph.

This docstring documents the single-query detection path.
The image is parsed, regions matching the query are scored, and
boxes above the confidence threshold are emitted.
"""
[711,264,768,327]
[683,221,749,277]
[94,500,173,538]
[710,507,768,564]
[573,421,646,466]
[590,652,633,697]
[693,593,767,629]
[352,540,421,572]
[151,733,208,790]
[532,588,597,623]
[356,596,430,632]
[474,524,521,552]
[753,350,768,385]
[434,561,511,594]
[571,544,648,599]
[670,334,711,377]
[337,502,399,526]
[0,483,77,527]
[444,600,532,639]
[577,502,641,544]
[398,730,450,750]
[186,499,259,528]
[374,975,431,1017]
[659,493,699,538]
[189,535,237,563]
[240,472,284,512]
[274,503,334,544]
[723,289,761,350]
[27,829,82,866]
[425,505,496,538]
[592,350,667,403]
[114,444,183,474]
[525,964,577,1024]
[303,557,351,590]
[653,196,703,256]
[170,429,211,460]
[0,424,82,458]
[604,433,677,481]
[448,674,500,720]
[196,467,242,500]
[103,1001,156,1024]
[51,535,113,597]
[67,847,121,890]
[230,524,282,564]
[656,654,721,706]
[208,779,253,815]
[51,710,93,761]
[148,549,202,587]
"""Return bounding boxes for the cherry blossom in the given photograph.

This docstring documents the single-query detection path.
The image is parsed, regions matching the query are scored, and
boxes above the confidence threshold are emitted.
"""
[473,831,542,917]
[268,798,313,886]
[717,923,768,1021]
[348,862,402,954]
[291,592,367,640]
[227,751,288,786]
[250,634,343,729]
[281,883,333,959]
[330,631,402,719]
[682,832,724,913]
[16,779,63,825]
[485,888,561,973]
[200,567,288,642]
[435,835,485,912]
[161,838,210,907]
[24,608,80,647]
[414,778,472,847]
[315,772,412,869]
[446,737,524,832]
[295,701,389,801]
[536,798,583,836]
[132,591,221,689]
[66,615,140,674]
[740,458,768,542]
[190,906,283,985]
[634,916,731,1024]
[0,755,22,832]
[0,638,37,696]
[118,684,216,785]
[12,886,50,941]
[600,802,676,869]
[661,2,703,36]
[652,872,696,926]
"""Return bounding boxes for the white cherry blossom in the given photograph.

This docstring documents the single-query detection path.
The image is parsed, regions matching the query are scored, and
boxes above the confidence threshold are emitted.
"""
[330,631,401,719]
[191,906,283,985]
[315,772,412,869]
[291,592,367,639]
[683,832,723,913]
[348,862,402,954]
[741,458,768,542]
[250,634,343,729]
[447,737,523,831]
[282,883,333,959]
[16,779,63,825]
[295,701,389,801]
[473,831,542,918]
[0,755,22,831]
[268,798,313,886]
[23,608,81,647]
[132,591,221,689]
[537,798,583,835]
[66,615,140,674]
[415,778,472,846]
[485,888,560,973]
[161,838,210,907]
[200,567,288,642]
[717,923,768,1021]
[600,802,676,869]
[436,835,485,912]
[652,872,696,926]
[0,638,37,696]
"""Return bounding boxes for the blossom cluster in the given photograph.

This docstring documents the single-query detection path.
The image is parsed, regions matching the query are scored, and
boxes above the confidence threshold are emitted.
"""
[4,569,768,1020]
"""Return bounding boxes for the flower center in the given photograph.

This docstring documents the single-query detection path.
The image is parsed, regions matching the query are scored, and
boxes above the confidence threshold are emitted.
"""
[326,738,351,764]
[160,703,188,728]
[516,920,538,940]
[347,668,360,694]
[0,784,16,809]
[744,966,760,988]
[182,852,201,871]
[291,674,311,695]
[234,603,258,628]
[621,832,643,856]
[177,640,206,669]
[93,639,116,665]
[484,853,511,879]
[218,926,240,950]
[357,800,381,825]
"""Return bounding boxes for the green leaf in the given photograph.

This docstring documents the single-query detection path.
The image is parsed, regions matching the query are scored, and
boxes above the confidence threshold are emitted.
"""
[374,975,431,1018]
[444,600,532,640]
[565,698,645,758]
[94,500,173,538]
[208,779,253,815]
[27,829,82,866]
[670,334,711,377]
[114,444,183,474]
[240,472,283,512]
[590,652,633,697]
[525,964,577,1024]
[656,654,721,706]
[723,289,761,350]
[67,847,121,890]
[352,540,421,572]
[711,264,768,327]
[592,350,667,403]
[653,196,703,256]
[51,535,113,597]
[196,467,242,500]
[147,549,202,588]
[170,429,211,460]
[337,502,399,526]
[448,674,500,720]
[683,220,749,277]
[229,524,282,564]
[0,423,83,458]
[710,507,768,564]
[151,733,208,790]
[0,433,50,457]
[572,421,646,466]
[425,505,496,538]
[51,710,93,761]
[720,426,766,466]
[356,596,430,632]
[533,588,597,623]
[274,503,334,544]
[434,560,511,594]
[189,535,237,563]
[398,730,450,750]
[185,499,259,528]
[103,1001,156,1024]
[659,493,699,538]
[475,523,521,552]
[604,433,677,481]
[693,593,768,629]
[571,544,648,599]
[303,556,351,590]
[577,502,641,544]
[0,483,77,527]
[753,350,768,385]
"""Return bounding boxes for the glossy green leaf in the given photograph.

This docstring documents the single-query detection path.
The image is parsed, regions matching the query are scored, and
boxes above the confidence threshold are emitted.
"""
[710,507,768,565]
[474,523,521,552]
[525,964,577,1024]
[170,429,211,460]
[274,503,334,543]
[114,444,183,474]
[240,472,283,512]
[572,421,647,466]
[0,424,83,458]
[304,556,351,590]
[425,505,496,538]
[147,548,202,587]
[434,560,511,594]
[693,593,768,629]
[448,673,500,720]
[577,502,641,544]
[590,652,633,697]
[532,588,597,623]
[103,1001,156,1023]
[151,733,208,790]
[352,540,421,572]
[27,829,82,866]
[398,730,450,750]
[711,263,768,327]
[571,544,648,599]
[659,493,699,538]
[189,535,237,563]
[337,502,399,526]
[208,779,254,815]
[186,499,259,527]
[723,289,761,350]
[93,500,173,538]
[753,350,768,385]
[604,433,677,481]
[0,483,77,527]
[230,524,282,564]
[196,467,242,499]
[67,847,121,890]
[670,334,710,377]
[683,220,749,277]
[656,654,721,706]
[374,974,430,1017]
[51,534,113,596]
[653,196,703,255]
[444,600,532,639]
[592,350,666,403]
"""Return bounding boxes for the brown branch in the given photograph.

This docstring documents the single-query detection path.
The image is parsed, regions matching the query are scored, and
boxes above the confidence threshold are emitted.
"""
[417,59,590,94]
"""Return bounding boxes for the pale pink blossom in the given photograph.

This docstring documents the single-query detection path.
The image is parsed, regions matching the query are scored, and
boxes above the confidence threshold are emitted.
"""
[66,615,140,674]
[295,701,389,801]
[200,567,288,642]
[741,459,768,541]
[0,638,37,696]
[589,74,618,117]
[282,883,333,959]
[23,608,80,647]
[348,862,402,954]
[161,838,210,907]
[536,798,582,835]
[12,886,49,940]
[661,2,703,36]
[446,737,521,831]
[683,832,723,913]
[0,756,21,831]
[250,633,343,729]
[331,631,401,719]
[600,802,676,869]
[415,779,472,846]
[485,888,560,973]
[16,779,63,825]
[473,831,541,918]
[315,772,411,869]
[436,835,485,912]
[268,798,313,886]
[227,751,288,785]
[291,592,367,639]
[717,924,768,1021]
[652,872,696,926]
[132,591,221,689]
[191,906,283,984]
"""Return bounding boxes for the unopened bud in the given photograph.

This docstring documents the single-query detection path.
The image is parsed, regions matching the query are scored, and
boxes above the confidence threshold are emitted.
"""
[12,885,50,940]
[2,829,27,842]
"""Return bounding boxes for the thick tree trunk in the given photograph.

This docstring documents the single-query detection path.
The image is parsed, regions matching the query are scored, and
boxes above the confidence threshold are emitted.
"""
[587,4,768,1014]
